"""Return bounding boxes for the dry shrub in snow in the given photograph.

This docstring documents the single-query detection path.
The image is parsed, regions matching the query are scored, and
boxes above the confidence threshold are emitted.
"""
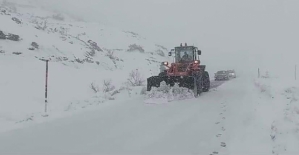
[102,80,117,100]
[85,50,96,57]
[84,57,94,63]
[90,82,99,93]
[31,42,39,49]
[106,50,115,60]
[156,44,168,51]
[12,52,22,55]
[155,44,167,57]
[128,69,145,86]
[156,49,165,57]
[127,44,145,53]
[12,17,21,24]
[105,50,121,61]
[35,20,48,31]
[111,90,120,96]
[88,40,102,52]
[75,58,84,64]
[102,79,115,93]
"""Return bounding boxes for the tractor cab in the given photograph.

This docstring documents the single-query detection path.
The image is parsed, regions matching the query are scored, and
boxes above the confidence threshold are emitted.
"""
[164,43,202,72]
[168,43,201,64]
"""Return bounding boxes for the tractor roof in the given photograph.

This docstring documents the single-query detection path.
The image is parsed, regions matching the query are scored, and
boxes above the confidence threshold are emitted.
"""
[175,45,196,49]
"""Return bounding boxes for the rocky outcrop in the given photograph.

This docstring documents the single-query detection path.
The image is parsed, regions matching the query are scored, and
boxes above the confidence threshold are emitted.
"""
[0,31,6,39]
[0,30,20,41]
[88,40,102,52]
[28,42,39,50]
[127,44,145,53]
[32,42,39,48]
[6,33,20,41]
[12,17,22,24]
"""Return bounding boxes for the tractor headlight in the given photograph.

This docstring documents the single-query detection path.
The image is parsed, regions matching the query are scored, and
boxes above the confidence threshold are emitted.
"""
[163,61,168,66]
[194,60,199,64]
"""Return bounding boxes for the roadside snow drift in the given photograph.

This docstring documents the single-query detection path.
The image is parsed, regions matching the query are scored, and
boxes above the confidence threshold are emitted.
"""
[254,77,299,155]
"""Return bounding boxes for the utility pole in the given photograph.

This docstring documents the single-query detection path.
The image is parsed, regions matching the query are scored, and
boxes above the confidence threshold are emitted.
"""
[258,68,260,78]
[45,60,49,113]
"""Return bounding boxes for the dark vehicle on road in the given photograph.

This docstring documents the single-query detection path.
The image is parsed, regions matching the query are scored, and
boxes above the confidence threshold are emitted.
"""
[214,70,229,81]
[227,70,236,78]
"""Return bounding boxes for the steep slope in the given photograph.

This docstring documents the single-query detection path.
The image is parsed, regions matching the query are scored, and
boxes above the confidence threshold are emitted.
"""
[0,1,170,131]
[29,0,299,78]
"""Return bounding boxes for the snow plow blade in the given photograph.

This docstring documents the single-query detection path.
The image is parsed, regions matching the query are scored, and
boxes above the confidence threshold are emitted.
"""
[147,76,195,91]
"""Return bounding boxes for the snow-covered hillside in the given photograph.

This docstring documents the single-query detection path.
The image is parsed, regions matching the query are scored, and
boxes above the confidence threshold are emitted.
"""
[0,1,171,131]
[1,1,299,155]
[30,0,299,78]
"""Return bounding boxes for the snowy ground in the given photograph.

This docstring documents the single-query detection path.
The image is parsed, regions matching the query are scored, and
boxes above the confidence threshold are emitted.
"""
[1,76,298,155]
[253,77,299,155]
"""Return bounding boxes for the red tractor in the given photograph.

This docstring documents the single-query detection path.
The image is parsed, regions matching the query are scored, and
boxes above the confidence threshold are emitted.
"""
[147,43,210,97]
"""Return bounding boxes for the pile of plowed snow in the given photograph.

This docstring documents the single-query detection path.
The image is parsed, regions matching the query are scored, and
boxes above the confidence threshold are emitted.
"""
[143,81,195,104]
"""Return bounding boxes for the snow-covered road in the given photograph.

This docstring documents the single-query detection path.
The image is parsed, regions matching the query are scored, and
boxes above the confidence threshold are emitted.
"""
[0,77,274,154]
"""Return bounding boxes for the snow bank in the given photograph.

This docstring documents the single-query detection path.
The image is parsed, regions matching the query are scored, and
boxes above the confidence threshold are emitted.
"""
[254,77,299,155]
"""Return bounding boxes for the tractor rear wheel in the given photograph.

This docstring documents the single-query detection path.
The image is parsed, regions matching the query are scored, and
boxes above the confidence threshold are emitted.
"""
[203,71,210,92]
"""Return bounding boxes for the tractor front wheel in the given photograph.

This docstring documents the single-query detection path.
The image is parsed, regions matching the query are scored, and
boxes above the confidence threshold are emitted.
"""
[193,79,198,97]
[193,71,203,97]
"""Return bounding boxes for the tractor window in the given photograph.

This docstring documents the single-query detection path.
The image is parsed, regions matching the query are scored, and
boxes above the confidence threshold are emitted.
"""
[175,49,194,62]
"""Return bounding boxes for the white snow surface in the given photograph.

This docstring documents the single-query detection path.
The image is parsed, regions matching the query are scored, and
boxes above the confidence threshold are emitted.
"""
[1,76,299,154]
[0,1,171,132]
[1,1,299,155]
